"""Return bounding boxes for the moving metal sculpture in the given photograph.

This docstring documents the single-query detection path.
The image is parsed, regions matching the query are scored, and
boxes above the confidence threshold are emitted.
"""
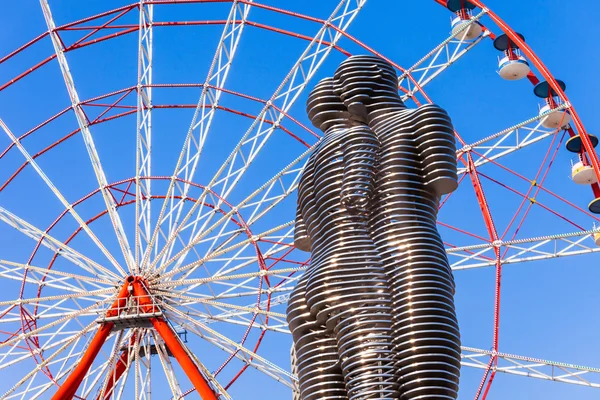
[287,55,461,400]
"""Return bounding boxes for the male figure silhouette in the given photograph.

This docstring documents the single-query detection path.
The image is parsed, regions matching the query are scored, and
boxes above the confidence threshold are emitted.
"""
[334,55,462,400]
[287,77,399,400]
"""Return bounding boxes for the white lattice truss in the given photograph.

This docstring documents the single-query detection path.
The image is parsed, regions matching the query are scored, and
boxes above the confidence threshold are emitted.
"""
[136,0,154,273]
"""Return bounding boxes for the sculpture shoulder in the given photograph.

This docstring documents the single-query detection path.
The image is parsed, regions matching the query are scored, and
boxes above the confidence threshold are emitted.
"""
[414,104,451,121]
[344,125,378,140]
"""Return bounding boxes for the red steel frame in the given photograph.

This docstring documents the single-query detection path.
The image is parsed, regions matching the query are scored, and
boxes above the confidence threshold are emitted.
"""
[51,276,218,400]
[19,176,306,398]
[51,278,133,400]
[0,1,598,398]
[132,279,218,400]
[21,177,270,397]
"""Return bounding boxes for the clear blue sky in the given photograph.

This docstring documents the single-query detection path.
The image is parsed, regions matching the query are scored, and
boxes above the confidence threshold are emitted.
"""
[1,1,600,399]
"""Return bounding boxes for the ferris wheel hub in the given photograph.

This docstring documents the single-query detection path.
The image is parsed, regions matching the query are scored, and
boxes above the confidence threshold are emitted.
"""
[96,276,165,329]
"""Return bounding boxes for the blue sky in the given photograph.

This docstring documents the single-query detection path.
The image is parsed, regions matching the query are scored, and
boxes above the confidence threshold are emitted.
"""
[1,0,600,399]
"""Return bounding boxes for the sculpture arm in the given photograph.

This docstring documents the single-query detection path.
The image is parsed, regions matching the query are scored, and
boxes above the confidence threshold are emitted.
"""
[294,201,311,252]
[294,158,314,253]
[413,104,459,197]
[341,126,379,212]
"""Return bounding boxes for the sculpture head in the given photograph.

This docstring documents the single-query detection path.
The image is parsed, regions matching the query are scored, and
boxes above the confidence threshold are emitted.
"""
[306,77,355,133]
[333,55,404,122]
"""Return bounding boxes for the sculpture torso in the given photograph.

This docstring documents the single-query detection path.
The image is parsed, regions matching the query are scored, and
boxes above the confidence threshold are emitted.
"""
[367,103,462,399]
[369,105,451,271]
[289,124,398,399]
[297,126,387,323]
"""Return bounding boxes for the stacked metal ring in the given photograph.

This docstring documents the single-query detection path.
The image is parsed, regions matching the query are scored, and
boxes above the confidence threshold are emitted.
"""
[288,276,347,400]
[289,77,399,399]
[334,55,462,400]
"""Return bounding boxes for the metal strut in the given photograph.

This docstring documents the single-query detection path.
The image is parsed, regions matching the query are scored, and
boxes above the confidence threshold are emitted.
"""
[51,278,133,400]
[51,276,219,400]
[132,279,218,400]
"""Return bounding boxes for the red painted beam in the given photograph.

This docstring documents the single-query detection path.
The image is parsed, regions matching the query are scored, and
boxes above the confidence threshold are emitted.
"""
[52,278,132,400]
[467,154,501,400]
[132,279,218,400]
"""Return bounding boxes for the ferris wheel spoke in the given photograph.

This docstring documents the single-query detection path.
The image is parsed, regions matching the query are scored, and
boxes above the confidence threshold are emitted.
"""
[135,0,154,273]
[155,265,305,290]
[164,150,310,275]
[142,0,253,273]
[157,283,293,303]
[0,326,88,371]
[0,206,120,281]
[114,344,135,400]
[448,227,600,270]
[461,346,600,388]
[0,119,126,277]
[399,9,489,102]
[207,226,298,278]
[133,330,152,400]
[0,269,90,294]
[206,0,365,201]
[132,328,142,399]
[158,292,286,320]
[150,330,183,398]
[164,154,304,273]
[0,297,112,350]
[163,0,253,234]
[179,308,289,335]
[182,225,298,288]
[164,305,296,389]
[159,229,299,307]
[79,351,118,399]
[106,333,139,400]
[0,288,114,308]
[0,260,114,289]
[52,331,124,400]
[97,329,136,400]
[457,105,568,174]
[156,221,294,281]
[1,320,97,400]
[40,0,136,273]
[12,379,59,400]
[191,294,293,334]
[150,147,312,276]
[149,151,309,279]
[151,0,365,274]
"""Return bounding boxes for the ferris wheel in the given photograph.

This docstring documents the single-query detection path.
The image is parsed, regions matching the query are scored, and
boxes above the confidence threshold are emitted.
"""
[0,0,599,399]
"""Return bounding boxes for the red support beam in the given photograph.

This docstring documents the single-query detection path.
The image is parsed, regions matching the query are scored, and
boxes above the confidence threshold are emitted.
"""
[467,153,502,400]
[132,279,218,400]
[52,278,133,400]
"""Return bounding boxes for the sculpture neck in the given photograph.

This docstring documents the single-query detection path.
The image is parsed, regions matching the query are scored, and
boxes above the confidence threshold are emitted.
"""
[364,89,407,125]
[323,120,349,134]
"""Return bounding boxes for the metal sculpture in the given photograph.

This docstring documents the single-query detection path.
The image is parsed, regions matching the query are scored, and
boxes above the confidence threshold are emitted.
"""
[288,55,461,400]
[334,54,461,399]
[287,77,397,400]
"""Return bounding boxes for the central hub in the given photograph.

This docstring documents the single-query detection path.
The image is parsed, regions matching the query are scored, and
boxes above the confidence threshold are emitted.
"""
[96,276,163,330]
